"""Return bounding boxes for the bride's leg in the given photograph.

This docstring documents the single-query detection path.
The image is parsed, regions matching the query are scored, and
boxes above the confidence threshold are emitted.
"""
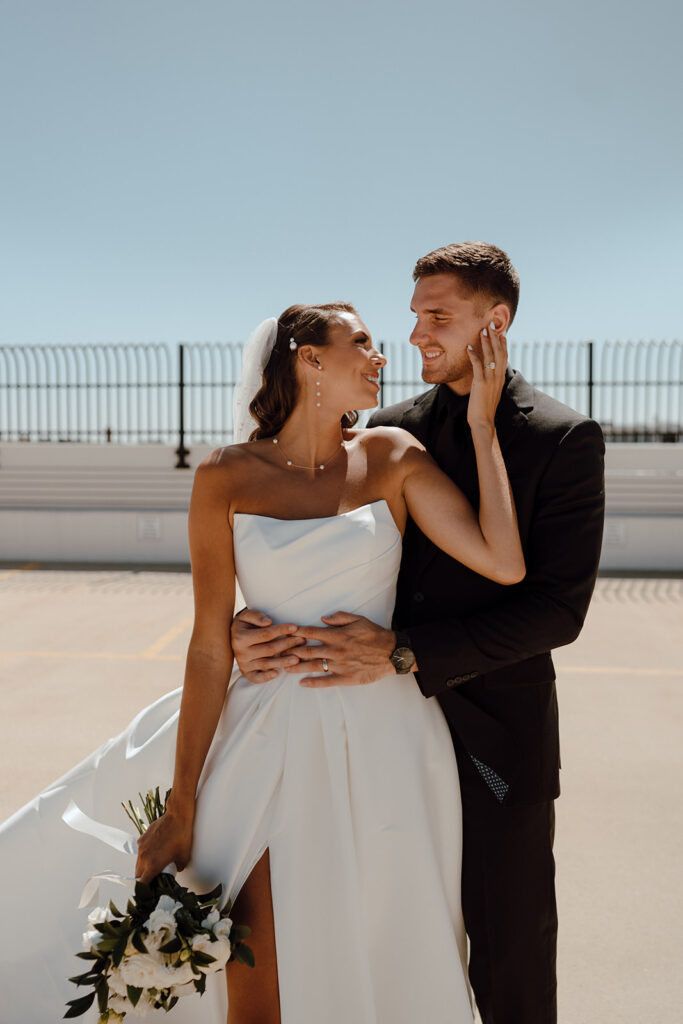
[225,848,281,1024]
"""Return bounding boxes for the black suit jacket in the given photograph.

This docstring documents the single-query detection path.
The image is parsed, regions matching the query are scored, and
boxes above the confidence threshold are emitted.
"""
[368,368,605,804]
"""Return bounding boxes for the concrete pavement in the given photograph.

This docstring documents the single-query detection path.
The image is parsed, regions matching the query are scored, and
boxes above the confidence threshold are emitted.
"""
[1,564,681,1022]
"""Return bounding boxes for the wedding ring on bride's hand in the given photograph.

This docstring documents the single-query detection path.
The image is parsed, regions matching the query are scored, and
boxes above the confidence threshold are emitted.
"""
[322,658,329,672]
[486,361,496,370]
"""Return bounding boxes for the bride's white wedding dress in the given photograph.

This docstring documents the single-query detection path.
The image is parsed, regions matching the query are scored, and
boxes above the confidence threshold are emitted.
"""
[0,499,473,1023]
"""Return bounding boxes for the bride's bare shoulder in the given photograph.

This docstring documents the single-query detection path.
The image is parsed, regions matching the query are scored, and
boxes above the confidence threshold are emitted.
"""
[192,441,271,497]
[350,425,426,457]
[201,439,277,468]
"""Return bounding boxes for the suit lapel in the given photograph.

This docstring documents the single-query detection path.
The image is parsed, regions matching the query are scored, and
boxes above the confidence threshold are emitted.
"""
[397,387,441,573]
[496,367,533,456]
[401,368,534,583]
[398,386,439,445]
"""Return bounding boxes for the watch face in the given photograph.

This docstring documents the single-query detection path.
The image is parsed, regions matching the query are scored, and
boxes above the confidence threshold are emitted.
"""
[392,646,416,672]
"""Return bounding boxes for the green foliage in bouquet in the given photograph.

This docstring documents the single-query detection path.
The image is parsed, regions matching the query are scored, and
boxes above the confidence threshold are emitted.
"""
[121,787,171,837]
[65,788,254,1021]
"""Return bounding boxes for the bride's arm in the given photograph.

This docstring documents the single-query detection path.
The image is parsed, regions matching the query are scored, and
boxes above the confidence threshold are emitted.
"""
[399,435,524,585]
[135,455,235,883]
[398,333,524,585]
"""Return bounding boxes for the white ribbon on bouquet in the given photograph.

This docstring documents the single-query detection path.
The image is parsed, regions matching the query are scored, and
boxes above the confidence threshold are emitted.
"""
[62,799,175,908]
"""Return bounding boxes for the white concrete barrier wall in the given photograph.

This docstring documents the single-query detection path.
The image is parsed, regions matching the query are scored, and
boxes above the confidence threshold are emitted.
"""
[0,443,213,565]
[0,443,681,570]
[0,508,190,564]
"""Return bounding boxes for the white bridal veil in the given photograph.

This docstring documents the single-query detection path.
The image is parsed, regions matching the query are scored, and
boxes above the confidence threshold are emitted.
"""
[232,317,279,444]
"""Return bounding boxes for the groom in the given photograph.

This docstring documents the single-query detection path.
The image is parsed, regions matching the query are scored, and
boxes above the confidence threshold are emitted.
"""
[231,242,605,1023]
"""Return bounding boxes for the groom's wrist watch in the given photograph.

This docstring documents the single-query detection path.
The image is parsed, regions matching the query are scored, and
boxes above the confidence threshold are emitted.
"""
[390,631,417,674]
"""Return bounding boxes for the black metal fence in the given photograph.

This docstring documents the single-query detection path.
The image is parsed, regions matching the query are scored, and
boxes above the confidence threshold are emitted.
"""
[1,340,681,462]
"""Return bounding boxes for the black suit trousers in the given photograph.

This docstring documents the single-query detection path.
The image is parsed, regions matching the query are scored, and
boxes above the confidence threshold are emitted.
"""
[459,757,558,1024]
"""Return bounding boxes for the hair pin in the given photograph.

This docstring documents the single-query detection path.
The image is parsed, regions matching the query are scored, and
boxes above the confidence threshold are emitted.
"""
[289,337,298,351]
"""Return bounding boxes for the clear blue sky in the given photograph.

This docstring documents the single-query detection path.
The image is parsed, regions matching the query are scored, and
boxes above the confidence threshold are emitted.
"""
[1,0,681,348]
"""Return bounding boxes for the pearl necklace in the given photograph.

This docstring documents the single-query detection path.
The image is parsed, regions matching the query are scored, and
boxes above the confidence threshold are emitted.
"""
[272,435,345,471]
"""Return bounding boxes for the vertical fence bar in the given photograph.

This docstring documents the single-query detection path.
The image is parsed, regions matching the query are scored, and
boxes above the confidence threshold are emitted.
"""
[587,340,594,420]
[175,342,190,468]
[378,342,385,408]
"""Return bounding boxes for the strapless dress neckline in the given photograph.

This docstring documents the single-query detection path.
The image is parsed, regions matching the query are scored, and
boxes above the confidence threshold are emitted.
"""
[233,497,396,531]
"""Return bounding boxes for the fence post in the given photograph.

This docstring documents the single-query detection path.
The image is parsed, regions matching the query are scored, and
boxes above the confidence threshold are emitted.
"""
[378,342,385,408]
[587,340,594,419]
[175,343,190,469]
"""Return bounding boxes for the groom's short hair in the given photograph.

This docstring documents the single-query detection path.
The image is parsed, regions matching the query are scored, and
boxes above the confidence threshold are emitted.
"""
[413,242,520,324]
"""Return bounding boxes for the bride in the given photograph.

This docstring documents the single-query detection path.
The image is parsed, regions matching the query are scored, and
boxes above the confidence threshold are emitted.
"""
[0,301,522,1024]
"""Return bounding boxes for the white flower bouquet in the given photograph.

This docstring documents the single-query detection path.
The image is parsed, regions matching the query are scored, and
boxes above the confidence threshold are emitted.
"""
[65,789,253,1021]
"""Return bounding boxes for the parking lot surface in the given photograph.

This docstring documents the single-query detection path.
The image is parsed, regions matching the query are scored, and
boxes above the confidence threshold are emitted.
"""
[1,565,681,1022]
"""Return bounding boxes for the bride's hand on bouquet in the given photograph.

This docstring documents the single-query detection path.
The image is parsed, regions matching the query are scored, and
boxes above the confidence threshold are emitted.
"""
[135,807,194,884]
[466,323,508,432]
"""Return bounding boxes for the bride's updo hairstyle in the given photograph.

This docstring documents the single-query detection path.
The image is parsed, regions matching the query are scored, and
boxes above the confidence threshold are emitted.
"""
[248,302,360,441]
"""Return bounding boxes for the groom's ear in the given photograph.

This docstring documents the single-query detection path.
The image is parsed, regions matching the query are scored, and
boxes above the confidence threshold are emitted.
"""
[486,303,511,335]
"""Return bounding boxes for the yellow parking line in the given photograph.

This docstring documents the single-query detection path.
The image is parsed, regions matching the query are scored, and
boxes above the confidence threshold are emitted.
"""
[140,617,193,659]
[0,562,40,580]
[0,650,182,662]
[559,665,683,677]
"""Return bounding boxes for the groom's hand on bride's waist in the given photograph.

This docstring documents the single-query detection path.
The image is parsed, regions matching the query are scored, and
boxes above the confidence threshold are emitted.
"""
[291,612,406,687]
[231,607,307,684]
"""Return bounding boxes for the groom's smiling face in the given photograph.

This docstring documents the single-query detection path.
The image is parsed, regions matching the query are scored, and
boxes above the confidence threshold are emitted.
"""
[410,273,506,395]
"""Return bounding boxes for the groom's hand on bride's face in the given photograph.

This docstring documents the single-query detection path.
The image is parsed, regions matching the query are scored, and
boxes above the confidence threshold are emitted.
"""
[231,607,307,684]
[291,612,397,687]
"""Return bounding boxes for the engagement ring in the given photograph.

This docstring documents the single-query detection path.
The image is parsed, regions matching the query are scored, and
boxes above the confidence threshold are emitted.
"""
[322,658,329,672]
[487,361,496,370]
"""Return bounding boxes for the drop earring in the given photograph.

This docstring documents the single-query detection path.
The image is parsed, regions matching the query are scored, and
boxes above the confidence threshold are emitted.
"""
[315,363,322,407]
